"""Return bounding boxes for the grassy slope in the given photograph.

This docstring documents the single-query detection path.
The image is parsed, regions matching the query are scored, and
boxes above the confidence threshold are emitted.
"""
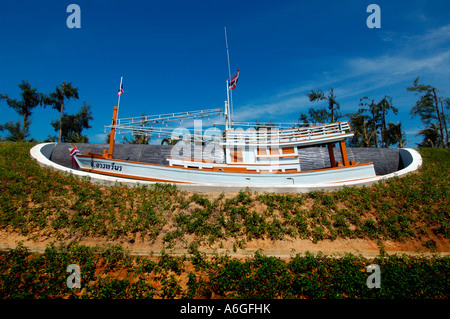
[0,142,448,248]
[0,142,449,299]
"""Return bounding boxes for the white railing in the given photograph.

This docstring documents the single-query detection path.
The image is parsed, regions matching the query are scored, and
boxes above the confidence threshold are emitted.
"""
[224,121,352,145]
[104,108,352,146]
[114,108,223,126]
[104,108,224,139]
[105,108,223,136]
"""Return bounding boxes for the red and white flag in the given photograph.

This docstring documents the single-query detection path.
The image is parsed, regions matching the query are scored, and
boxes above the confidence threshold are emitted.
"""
[69,146,81,169]
[117,81,124,96]
[229,69,239,90]
[69,147,81,157]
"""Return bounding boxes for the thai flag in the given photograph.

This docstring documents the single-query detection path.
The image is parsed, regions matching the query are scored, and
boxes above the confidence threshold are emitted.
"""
[118,81,124,96]
[69,147,81,157]
[69,147,81,169]
[229,69,239,90]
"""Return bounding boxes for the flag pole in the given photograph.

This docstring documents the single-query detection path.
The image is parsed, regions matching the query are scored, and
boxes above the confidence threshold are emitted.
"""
[224,27,233,127]
[117,76,123,114]
[230,83,234,127]
[224,27,231,81]
[226,80,230,130]
[108,76,122,159]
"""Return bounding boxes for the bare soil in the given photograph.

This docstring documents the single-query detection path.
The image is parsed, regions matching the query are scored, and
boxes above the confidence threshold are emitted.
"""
[1,228,448,259]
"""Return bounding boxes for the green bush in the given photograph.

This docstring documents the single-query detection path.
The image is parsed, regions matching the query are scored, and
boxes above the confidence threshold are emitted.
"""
[0,243,449,299]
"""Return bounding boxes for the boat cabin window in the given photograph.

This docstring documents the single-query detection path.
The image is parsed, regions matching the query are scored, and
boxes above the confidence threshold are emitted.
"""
[230,148,243,163]
[282,147,295,154]
[270,148,279,155]
[257,148,267,155]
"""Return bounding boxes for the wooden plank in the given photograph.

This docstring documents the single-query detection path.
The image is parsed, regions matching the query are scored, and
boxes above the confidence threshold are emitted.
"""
[327,143,336,168]
[339,140,350,166]
[257,148,267,155]
[230,148,243,163]
[282,146,295,154]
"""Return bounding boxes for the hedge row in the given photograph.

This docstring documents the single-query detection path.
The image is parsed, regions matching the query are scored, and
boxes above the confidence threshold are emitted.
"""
[0,243,448,299]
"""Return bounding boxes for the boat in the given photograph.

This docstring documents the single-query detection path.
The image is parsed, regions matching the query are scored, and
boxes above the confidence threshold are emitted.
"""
[71,89,378,186]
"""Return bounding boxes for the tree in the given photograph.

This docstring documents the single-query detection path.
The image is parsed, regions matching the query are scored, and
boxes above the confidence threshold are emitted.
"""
[306,87,340,123]
[298,107,337,125]
[407,77,448,147]
[44,81,79,143]
[385,122,409,148]
[161,137,179,145]
[122,113,152,144]
[104,131,111,144]
[0,121,30,142]
[442,98,450,147]
[376,96,398,148]
[0,80,43,141]
[50,102,93,143]
[358,95,398,148]
[358,97,381,148]
[124,133,151,144]
[347,109,376,148]
[416,123,441,148]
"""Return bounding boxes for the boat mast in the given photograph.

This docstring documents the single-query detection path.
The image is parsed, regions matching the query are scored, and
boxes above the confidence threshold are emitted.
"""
[104,77,123,159]
[224,26,232,129]
[104,106,118,159]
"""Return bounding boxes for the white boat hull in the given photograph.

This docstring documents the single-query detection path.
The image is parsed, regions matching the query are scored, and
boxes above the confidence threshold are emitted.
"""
[74,155,376,186]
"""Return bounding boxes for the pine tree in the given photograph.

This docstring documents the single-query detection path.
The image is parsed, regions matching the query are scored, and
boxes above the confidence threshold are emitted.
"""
[306,87,340,123]
[43,81,79,143]
[50,102,93,143]
[0,80,43,141]
[407,77,448,147]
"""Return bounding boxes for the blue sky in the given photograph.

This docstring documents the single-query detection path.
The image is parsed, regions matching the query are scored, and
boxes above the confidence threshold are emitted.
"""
[1,0,449,146]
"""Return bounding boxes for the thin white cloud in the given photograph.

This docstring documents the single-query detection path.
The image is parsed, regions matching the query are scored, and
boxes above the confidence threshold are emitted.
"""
[234,24,450,122]
[347,51,450,77]
[347,23,450,77]
[91,133,107,143]
[408,24,450,50]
